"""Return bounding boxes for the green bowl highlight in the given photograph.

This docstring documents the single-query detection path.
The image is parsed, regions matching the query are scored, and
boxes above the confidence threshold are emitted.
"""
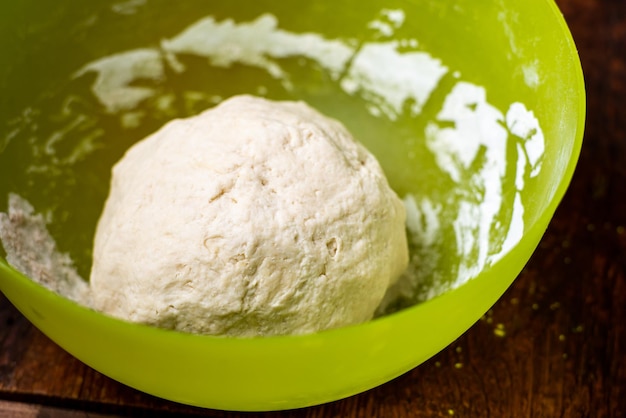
[0,0,584,411]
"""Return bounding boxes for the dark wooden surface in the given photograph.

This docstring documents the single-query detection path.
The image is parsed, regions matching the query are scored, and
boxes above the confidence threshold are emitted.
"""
[1,0,625,417]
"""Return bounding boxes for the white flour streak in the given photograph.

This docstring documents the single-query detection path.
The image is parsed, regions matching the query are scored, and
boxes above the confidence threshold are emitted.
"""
[515,142,527,190]
[77,13,447,122]
[417,81,545,294]
[499,192,525,257]
[507,102,545,177]
[522,62,540,89]
[75,48,164,113]
[367,20,394,37]
[404,195,441,248]
[383,9,406,27]
[341,42,447,119]
[367,9,405,37]
[426,82,508,281]
[161,14,354,81]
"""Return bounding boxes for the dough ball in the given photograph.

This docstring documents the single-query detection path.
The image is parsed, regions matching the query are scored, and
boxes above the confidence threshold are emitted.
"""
[90,95,408,336]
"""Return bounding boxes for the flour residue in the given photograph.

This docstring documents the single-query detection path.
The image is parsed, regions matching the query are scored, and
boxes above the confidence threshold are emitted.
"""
[161,14,354,81]
[111,0,146,15]
[425,82,508,282]
[506,102,544,177]
[75,13,446,122]
[367,9,406,38]
[397,84,545,302]
[341,42,447,120]
[75,48,165,113]
[0,194,90,305]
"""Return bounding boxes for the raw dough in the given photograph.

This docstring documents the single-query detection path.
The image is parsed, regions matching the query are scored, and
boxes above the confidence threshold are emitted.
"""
[90,95,408,336]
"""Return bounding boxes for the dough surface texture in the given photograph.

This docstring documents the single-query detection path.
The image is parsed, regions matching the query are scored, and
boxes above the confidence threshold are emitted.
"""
[90,95,408,336]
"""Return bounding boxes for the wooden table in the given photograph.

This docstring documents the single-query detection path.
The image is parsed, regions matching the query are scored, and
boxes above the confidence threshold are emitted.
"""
[1,0,625,416]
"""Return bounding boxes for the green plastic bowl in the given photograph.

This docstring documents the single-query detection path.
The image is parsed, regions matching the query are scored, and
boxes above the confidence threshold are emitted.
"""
[0,0,584,411]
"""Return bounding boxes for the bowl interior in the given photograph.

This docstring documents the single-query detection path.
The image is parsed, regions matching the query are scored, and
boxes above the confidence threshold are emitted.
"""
[0,0,584,411]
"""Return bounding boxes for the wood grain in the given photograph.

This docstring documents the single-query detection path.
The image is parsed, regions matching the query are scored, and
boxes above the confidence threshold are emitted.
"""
[0,400,122,418]
[1,0,625,416]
